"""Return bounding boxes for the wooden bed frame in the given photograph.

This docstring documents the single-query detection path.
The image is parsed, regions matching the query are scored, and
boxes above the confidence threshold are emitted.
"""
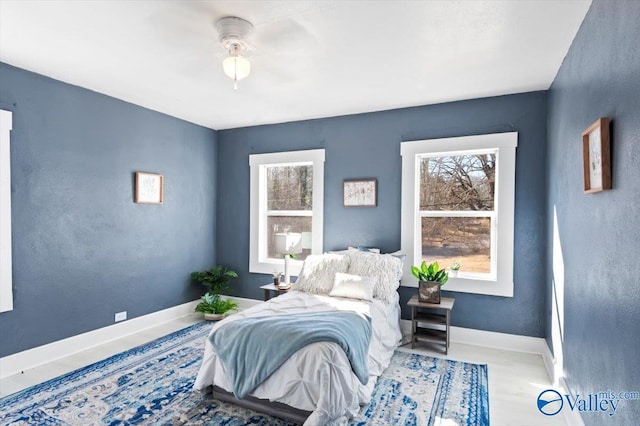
[211,385,312,424]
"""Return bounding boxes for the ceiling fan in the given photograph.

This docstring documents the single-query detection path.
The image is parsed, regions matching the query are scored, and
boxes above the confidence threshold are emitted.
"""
[213,12,322,90]
[216,16,253,90]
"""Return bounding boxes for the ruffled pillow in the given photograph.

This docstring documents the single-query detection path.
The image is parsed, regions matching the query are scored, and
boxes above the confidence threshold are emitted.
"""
[346,251,402,303]
[292,254,350,295]
[329,272,376,302]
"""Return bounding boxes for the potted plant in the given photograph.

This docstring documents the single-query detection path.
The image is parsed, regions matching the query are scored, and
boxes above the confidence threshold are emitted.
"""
[191,266,238,295]
[195,293,238,321]
[449,260,461,277]
[191,266,239,320]
[411,261,448,304]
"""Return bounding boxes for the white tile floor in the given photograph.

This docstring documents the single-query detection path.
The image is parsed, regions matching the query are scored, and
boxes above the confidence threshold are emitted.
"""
[0,314,566,426]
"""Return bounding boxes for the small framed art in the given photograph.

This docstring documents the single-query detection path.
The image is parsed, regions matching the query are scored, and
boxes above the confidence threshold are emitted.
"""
[343,178,377,207]
[135,172,164,204]
[582,117,611,193]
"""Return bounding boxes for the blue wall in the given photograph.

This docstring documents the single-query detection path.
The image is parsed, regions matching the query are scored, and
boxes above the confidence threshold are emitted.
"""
[0,63,217,357]
[546,1,640,424]
[217,91,548,337]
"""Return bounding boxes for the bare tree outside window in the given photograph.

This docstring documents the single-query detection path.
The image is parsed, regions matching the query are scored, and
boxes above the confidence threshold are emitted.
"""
[267,165,313,211]
[420,153,496,274]
[266,165,313,260]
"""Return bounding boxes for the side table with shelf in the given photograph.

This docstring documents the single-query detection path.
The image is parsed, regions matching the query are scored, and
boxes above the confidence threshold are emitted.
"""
[408,294,455,354]
[260,283,291,301]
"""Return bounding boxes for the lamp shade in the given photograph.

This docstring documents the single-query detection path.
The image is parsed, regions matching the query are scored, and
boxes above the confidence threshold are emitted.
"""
[223,55,250,81]
[301,232,312,250]
[274,232,302,255]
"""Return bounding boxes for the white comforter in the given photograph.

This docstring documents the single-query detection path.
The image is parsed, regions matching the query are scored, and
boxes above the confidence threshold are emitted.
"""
[193,290,402,425]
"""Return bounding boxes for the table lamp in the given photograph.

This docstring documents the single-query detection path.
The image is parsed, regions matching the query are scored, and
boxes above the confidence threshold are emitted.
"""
[274,232,302,285]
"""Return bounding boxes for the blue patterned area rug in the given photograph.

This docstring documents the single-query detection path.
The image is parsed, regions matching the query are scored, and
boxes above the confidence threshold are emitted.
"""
[0,321,489,425]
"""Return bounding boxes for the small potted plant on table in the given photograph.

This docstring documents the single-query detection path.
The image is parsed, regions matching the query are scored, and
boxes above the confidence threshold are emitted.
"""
[191,266,239,320]
[411,261,449,304]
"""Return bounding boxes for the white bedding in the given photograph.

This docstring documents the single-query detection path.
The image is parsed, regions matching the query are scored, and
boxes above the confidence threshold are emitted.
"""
[193,290,402,425]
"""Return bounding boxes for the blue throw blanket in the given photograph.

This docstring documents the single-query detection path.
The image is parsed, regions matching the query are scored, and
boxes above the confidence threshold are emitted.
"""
[209,311,372,399]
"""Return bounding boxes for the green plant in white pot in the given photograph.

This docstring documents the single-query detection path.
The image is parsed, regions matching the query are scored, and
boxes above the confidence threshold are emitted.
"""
[195,293,238,321]
[191,266,239,320]
[411,261,448,304]
[449,260,461,277]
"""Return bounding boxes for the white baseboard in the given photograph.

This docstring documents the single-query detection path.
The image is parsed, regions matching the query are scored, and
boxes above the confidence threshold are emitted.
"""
[450,325,549,354]
[0,295,263,379]
[227,295,262,310]
[560,377,585,426]
[400,319,549,355]
[541,339,557,384]
[0,299,200,378]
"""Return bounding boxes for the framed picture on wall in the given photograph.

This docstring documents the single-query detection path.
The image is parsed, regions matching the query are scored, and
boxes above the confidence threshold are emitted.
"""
[135,172,164,204]
[582,117,611,193]
[343,178,377,207]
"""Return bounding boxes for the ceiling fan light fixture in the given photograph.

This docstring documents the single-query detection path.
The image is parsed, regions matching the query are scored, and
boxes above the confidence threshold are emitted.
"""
[223,55,251,88]
[216,16,253,90]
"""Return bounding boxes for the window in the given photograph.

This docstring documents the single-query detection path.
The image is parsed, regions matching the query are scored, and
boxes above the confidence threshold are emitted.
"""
[420,152,496,276]
[401,132,517,297]
[0,109,13,312]
[249,149,324,275]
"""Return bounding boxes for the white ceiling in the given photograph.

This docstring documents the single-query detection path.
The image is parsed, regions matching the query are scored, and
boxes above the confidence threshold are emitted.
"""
[0,0,591,130]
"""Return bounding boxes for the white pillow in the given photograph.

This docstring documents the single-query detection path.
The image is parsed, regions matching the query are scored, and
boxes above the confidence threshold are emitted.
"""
[388,251,406,280]
[347,251,403,303]
[292,254,350,295]
[329,272,376,302]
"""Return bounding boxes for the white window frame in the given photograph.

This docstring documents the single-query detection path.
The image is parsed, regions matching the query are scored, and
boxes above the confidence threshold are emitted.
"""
[249,149,325,276]
[400,132,517,297]
[1,109,13,312]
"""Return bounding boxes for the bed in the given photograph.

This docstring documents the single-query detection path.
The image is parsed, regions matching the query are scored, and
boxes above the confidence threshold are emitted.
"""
[193,251,403,425]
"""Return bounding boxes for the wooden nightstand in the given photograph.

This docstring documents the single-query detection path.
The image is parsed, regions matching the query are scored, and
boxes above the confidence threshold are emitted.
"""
[408,294,455,354]
[260,283,291,301]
